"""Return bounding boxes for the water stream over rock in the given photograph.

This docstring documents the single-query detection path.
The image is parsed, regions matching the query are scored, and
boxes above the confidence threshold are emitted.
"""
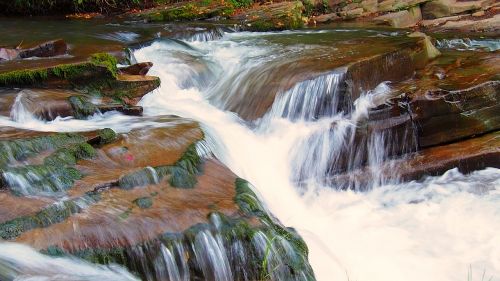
[0,26,499,281]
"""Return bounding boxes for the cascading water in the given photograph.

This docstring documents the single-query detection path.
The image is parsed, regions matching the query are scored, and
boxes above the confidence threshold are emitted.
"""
[134,31,500,281]
[0,30,499,281]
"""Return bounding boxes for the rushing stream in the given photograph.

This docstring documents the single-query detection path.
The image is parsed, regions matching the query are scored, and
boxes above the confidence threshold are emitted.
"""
[0,28,499,281]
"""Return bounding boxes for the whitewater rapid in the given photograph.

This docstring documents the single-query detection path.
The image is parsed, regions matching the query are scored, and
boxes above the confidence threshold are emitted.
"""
[0,30,498,281]
[133,32,500,281]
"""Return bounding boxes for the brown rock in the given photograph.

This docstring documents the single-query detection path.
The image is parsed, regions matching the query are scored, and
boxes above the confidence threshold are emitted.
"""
[118,62,153,76]
[373,6,422,27]
[18,39,67,59]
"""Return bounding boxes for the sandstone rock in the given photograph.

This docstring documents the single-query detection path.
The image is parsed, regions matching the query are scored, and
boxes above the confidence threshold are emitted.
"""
[341,7,365,19]
[378,0,430,13]
[422,0,494,19]
[18,39,67,59]
[118,62,153,76]
[438,14,500,32]
[472,10,485,16]
[0,121,314,280]
[411,81,500,148]
[0,40,67,61]
[361,0,378,12]
[328,131,500,189]
[419,14,467,27]
[373,6,422,27]
[314,12,340,23]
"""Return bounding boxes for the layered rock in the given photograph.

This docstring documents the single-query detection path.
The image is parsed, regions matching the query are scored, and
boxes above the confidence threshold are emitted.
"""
[0,40,67,61]
[0,119,315,280]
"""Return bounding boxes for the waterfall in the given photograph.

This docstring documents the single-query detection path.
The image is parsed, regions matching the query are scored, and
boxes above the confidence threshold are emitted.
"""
[10,91,39,123]
[0,242,139,281]
[0,29,498,281]
[134,31,500,281]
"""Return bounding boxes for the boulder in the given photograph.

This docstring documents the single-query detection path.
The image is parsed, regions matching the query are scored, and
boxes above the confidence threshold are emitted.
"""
[422,0,494,19]
[341,7,365,19]
[118,62,153,76]
[0,40,67,61]
[314,12,340,23]
[18,39,67,59]
[373,6,422,27]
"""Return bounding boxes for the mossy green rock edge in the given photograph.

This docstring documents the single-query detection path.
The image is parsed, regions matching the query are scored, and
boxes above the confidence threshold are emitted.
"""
[36,142,315,280]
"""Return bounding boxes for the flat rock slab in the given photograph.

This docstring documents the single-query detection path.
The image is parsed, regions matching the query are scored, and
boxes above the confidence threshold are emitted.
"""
[328,131,500,189]
[373,6,422,27]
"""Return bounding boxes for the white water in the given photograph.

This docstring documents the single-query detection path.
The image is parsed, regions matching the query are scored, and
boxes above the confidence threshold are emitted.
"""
[0,242,138,281]
[134,32,500,281]
[0,30,499,281]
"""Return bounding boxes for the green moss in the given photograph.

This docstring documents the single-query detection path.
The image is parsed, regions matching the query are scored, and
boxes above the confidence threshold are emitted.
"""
[0,133,98,196]
[0,133,86,167]
[0,53,117,87]
[117,142,203,190]
[234,178,311,265]
[90,53,118,77]
[133,197,153,209]
[229,0,253,8]
[98,128,118,145]
[249,20,277,31]
[3,164,83,195]
[68,96,99,119]
[158,4,201,21]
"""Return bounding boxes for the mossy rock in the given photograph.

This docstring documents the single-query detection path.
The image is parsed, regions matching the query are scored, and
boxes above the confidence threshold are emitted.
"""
[68,96,99,119]
[0,53,117,88]
[133,197,153,209]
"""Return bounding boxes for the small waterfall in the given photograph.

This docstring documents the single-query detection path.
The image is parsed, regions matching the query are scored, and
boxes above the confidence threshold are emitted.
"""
[185,27,227,42]
[0,242,139,281]
[10,91,39,123]
[263,69,346,122]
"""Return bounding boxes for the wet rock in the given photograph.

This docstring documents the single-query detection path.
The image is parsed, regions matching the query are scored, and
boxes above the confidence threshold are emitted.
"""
[1,126,315,280]
[0,53,118,88]
[133,197,153,209]
[0,40,67,61]
[18,39,67,59]
[373,6,422,27]
[0,53,160,106]
[68,96,99,119]
[0,48,19,61]
[410,81,500,148]
[118,62,153,76]
[328,131,500,188]
[97,104,143,116]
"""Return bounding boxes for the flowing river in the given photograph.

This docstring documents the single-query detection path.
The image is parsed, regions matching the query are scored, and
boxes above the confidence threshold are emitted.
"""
[0,27,499,281]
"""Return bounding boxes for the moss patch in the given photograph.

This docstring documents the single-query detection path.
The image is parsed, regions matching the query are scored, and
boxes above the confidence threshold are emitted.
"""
[68,96,99,119]
[118,142,203,190]
[0,52,117,88]
[0,191,101,240]
[133,197,153,209]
